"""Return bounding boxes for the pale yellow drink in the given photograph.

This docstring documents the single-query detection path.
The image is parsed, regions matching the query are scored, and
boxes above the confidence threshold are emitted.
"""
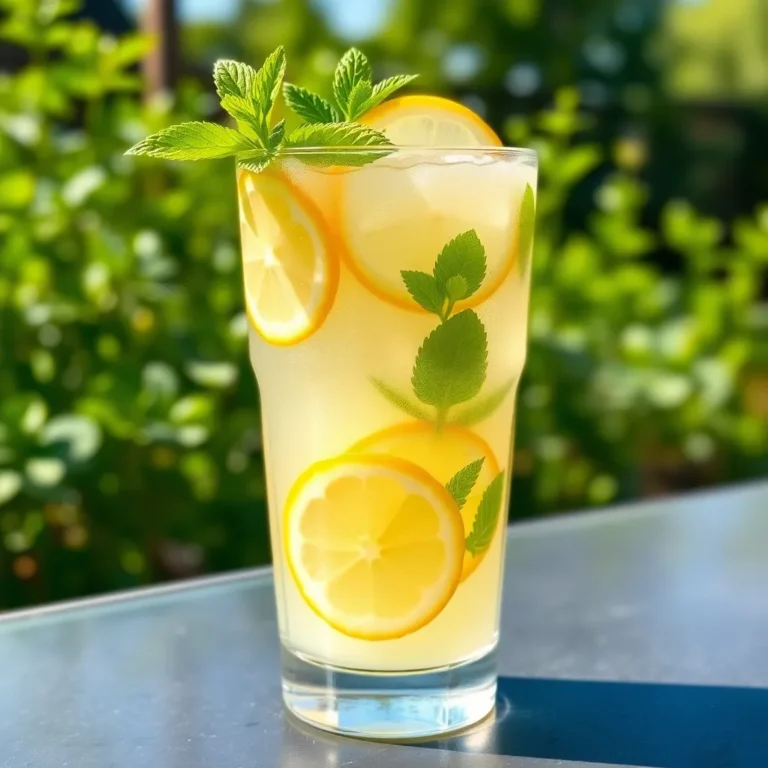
[237,128,536,736]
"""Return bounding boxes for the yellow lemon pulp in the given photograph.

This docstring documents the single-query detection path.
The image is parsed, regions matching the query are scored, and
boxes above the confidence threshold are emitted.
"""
[284,454,465,640]
[238,170,338,345]
[352,423,501,581]
[338,95,523,310]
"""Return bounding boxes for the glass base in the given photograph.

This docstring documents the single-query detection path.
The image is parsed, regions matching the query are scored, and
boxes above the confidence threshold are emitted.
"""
[281,644,497,739]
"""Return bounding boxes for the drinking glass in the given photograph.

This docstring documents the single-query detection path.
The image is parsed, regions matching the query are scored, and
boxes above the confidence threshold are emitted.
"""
[237,146,537,738]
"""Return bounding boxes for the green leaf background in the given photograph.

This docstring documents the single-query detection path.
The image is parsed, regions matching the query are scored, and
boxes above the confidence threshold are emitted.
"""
[1,0,766,610]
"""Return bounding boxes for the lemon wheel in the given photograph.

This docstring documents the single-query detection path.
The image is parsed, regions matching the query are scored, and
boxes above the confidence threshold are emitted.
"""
[284,454,465,640]
[238,170,338,345]
[338,96,519,311]
[362,95,502,147]
[352,423,502,582]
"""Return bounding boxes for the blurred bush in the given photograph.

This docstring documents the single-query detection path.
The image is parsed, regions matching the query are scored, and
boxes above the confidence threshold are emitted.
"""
[0,0,766,608]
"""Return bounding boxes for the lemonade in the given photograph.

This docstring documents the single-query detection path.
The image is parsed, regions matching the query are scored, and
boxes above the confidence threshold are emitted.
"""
[239,104,536,736]
[128,46,537,739]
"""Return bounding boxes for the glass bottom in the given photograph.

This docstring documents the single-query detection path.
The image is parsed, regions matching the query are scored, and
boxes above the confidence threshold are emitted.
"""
[281,644,497,739]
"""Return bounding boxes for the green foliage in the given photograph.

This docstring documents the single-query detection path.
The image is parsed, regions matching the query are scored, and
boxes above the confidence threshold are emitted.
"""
[0,3,268,608]
[0,0,766,609]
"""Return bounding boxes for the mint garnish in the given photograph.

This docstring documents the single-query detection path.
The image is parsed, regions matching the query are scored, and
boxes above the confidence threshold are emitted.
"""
[465,472,506,556]
[451,378,516,427]
[125,122,256,161]
[374,229,514,427]
[433,230,487,303]
[400,271,443,314]
[412,309,488,422]
[370,379,431,422]
[126,46,417,173]
[445,458,484,510]
[517,184,536,275]
[282,84,338,124]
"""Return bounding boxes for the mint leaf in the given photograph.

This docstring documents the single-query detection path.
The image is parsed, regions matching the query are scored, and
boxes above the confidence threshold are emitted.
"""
[445,458,484,510]
[451,378,515,427]
[334,48,372,117]
[412,309,488,412]
[239,154,274,174]
[445,275,468,302]
[286,122,390,148]
[401,270,443,314]
[253,46,286,126]
[433,230,487,301]
[214,59,258,102]
[371,378,431,421]
[367,74,419,110]
[347,80,374,121]
[466,472,506,556]
[285,122,392,166]
[518,184,536,276]
[127,122,256,160]
[268,119,285,150]
[220,94,263,144]
[283,83,338,123]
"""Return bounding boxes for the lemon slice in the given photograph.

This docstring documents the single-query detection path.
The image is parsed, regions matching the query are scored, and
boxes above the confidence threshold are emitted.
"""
[362,94,502,147]
[352,423,501,582]
[238,170,338,345]
[339,96,525,310]
[284,454,464,640]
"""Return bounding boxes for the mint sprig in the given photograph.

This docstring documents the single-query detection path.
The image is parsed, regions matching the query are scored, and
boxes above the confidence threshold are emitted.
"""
[302,47,418,123]
[445,458,484,510]
[465,472,506,557]
[412,309,488,423]
[518,184,536,276]
[126,45,415,173]
[373,229,515,427]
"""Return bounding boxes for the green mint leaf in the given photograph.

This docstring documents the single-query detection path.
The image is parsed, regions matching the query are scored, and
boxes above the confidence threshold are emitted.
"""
[451,378,515,427]
[237,150,275,174]
[333,47,372,117]
[412,309,488,412]
[445,458,485,510]
[518,183,536,276]
[401,270,443,314]
[253,45,286,127]
[466,472,506,556]
[445,275,468,302]
[367,74,419,111]
[285,122,392,167]
[286,122,390,148]
[220,94,263,145]
[371,378,432,421]
[214,59,258,103]
[433,230,487,301]
[347,80,373,121]
[283,83,339,123]
[126,122,256,160]
[268,119,286,150]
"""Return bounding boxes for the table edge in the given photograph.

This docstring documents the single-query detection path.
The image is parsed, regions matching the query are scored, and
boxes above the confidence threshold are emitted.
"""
[0,480,764,624]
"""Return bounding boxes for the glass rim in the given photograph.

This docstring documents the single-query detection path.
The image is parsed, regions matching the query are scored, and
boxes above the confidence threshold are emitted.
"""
[275,145,537,159]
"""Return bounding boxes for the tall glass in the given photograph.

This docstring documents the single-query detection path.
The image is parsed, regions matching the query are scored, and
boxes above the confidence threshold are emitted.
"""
[237,147,537,739]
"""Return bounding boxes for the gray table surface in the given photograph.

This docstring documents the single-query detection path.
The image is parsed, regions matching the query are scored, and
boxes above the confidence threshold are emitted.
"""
[1,483,767,768]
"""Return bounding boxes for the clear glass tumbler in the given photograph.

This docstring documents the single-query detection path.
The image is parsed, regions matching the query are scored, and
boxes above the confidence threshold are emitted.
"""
[237,146,537,738]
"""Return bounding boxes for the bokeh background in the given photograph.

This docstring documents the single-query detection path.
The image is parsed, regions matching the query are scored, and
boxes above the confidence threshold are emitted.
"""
[1,0,766,610]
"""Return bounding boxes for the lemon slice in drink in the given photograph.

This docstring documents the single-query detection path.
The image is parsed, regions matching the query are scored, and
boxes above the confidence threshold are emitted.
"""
[238,170,338,345]
[338,96,524,310]
[284,454,464,640]
[362,94,502,147]
[352,423,502,582]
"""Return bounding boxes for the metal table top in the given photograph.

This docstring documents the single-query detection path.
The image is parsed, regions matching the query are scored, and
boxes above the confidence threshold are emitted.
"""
[2,483,767,768]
